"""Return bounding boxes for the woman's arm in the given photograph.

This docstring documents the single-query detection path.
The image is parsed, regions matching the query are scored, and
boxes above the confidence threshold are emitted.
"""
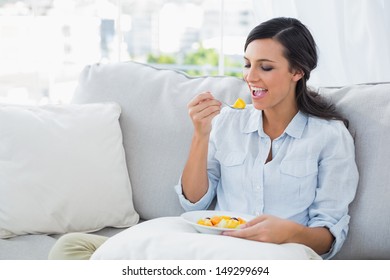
[181,92,221,203]
[223,214,334,255]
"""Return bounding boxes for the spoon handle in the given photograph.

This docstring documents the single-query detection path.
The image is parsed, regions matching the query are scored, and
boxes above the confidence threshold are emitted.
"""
[220,100,245,110]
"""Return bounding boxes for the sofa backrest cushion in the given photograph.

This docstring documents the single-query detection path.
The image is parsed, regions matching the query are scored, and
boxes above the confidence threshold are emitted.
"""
[320,83,390,259]
[72,61,249,220]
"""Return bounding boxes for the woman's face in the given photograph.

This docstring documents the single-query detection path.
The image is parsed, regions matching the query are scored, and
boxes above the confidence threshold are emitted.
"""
[243,38,303,114]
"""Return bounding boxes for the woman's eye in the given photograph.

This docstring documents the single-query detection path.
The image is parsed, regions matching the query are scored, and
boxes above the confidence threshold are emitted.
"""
[244,64,251,68]
[261,66,273,71]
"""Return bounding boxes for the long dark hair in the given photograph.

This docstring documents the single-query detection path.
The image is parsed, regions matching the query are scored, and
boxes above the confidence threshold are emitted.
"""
[245,17,348,127]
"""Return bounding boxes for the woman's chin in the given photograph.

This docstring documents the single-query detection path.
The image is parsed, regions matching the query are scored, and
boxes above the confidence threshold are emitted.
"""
[251,99,267,110]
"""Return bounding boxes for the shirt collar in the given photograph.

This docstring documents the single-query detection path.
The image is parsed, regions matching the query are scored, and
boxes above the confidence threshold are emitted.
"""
[285,111,308,139]
[242,107,308,139]
[241,106,262,134]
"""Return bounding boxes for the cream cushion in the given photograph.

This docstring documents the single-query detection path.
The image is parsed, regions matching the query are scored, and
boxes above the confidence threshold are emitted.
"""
[0,102,139,238]
[91,217,321,260]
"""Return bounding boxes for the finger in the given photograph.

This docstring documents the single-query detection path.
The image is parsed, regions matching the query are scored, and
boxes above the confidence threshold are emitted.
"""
[222,226,258,240]
[187,92,212,107]
[188,100,221,122]
[188,92,219,108]
[222,215,268,239]
[191,103,221,119]
[242,215,267,228]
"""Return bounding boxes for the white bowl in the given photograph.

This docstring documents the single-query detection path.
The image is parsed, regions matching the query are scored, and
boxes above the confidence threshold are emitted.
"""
[181,210,255,235]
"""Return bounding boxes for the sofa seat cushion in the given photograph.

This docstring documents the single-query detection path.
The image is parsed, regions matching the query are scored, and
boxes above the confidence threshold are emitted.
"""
[0,235,57,260]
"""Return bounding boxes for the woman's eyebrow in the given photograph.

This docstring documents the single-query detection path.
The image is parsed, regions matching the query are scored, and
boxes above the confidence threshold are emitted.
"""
[243,57,276,63]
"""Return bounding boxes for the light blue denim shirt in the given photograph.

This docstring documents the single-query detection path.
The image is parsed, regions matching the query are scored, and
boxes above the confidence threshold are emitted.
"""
[175,105,359,259]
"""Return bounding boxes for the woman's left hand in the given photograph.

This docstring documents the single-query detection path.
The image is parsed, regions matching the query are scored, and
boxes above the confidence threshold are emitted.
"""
[222,214,302,244]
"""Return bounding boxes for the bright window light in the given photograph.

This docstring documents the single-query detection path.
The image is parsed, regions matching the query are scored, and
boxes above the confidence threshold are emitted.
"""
[0,0,255,105]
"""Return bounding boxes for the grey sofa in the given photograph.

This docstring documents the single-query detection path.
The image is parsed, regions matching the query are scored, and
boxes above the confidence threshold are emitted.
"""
[1,61,389,260]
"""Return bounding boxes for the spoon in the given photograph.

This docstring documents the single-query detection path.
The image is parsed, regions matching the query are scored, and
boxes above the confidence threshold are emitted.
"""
[220,98,246,110]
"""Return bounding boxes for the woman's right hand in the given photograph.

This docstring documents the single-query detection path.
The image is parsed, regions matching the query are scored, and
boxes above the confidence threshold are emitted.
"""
[187,92,221,137]
[181,92,221,203]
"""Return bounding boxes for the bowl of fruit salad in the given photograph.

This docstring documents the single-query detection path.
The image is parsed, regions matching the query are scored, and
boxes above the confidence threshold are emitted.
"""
[181,210,255,235]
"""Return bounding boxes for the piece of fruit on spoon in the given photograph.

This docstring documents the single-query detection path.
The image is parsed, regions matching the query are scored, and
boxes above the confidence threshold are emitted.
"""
[232,98,246,109]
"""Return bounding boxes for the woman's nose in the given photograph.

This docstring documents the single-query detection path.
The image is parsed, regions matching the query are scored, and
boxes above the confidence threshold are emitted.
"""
[244,67,259,83]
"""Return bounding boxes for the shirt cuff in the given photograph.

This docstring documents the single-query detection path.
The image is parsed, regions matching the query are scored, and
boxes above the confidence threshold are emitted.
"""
[309,215,350,259]
[174,177,215,211]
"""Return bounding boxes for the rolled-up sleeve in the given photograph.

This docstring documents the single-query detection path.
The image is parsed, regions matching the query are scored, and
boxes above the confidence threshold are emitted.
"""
[308,121,359,259]
[174,176,216,211]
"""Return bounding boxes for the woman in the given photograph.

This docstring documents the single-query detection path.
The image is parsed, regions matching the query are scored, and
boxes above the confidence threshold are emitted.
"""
[175,17,358,259]
[49,17,358,260]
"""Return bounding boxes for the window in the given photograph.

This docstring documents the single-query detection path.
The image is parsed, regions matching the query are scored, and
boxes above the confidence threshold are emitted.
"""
[0,0,255,105]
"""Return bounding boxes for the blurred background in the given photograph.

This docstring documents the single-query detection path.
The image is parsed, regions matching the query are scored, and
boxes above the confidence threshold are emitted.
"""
[0,0,389,105]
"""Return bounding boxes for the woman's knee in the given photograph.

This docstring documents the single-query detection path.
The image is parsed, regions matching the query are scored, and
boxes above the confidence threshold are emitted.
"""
[48,232,107,260]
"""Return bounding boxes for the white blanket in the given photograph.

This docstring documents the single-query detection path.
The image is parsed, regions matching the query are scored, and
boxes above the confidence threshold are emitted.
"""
[91,217,321,260]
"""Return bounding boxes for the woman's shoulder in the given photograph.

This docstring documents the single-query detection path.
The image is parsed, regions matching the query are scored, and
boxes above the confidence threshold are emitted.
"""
[307,115,346,128]
[306,115,352,140]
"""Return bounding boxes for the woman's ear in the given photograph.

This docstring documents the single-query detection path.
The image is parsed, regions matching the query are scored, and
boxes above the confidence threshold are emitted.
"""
[292,69,304,82]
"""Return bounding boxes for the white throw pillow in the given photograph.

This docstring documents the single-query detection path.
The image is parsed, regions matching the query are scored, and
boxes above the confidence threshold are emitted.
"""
[0,102,139,238]
[91,217,321,260]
